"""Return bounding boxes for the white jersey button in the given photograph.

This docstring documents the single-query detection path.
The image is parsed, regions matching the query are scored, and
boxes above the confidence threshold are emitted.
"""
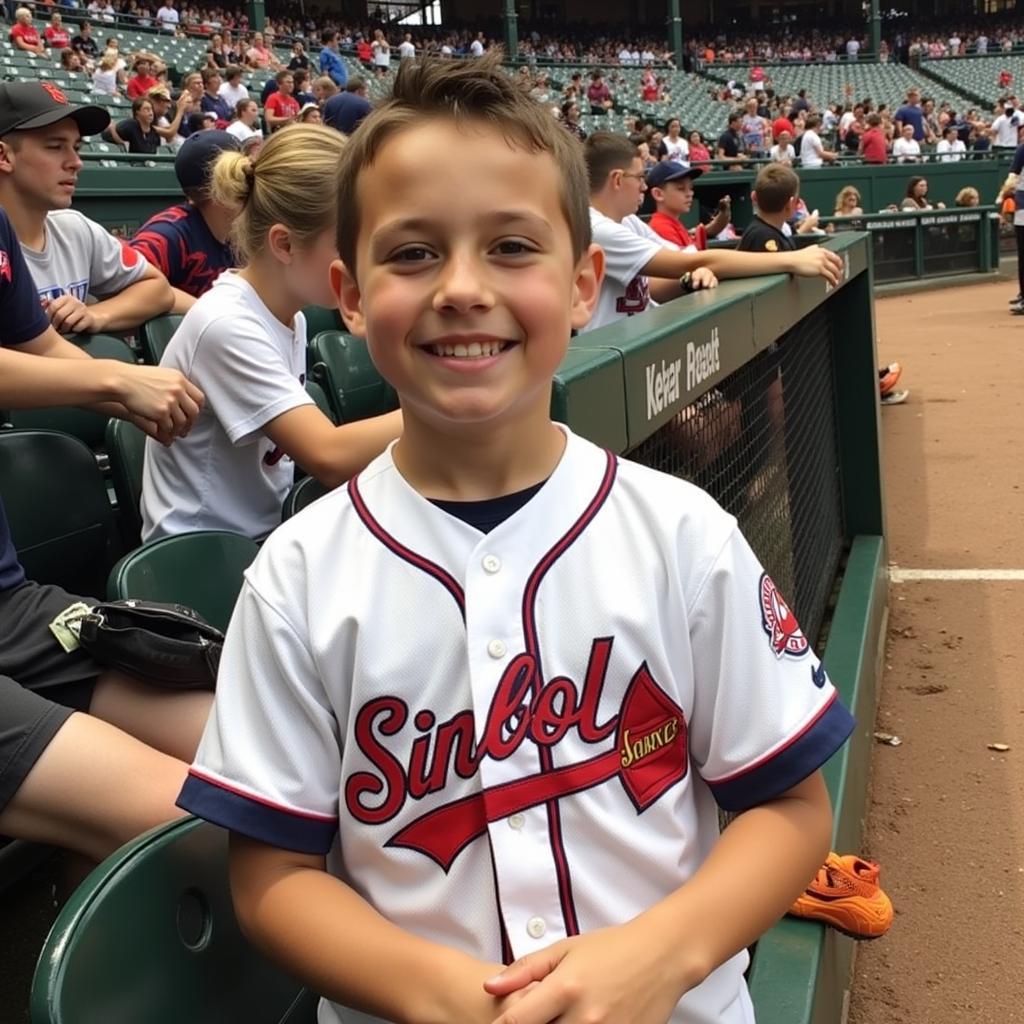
[482,554,501,574]
[487,639,507,659]
[526,916,547,939]
[508,812,525,830]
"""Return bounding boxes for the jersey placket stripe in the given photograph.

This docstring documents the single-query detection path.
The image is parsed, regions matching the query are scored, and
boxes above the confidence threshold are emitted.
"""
[519,449,618,937]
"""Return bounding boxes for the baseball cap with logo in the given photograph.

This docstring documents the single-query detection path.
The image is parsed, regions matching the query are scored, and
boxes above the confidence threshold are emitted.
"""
[173,128,240,193]
[646,160,704,189]
[0,80,110,138]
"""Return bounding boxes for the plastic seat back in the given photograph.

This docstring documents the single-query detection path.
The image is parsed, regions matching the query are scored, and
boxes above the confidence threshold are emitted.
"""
[107,531,259,632]
[105,418,146,549]
[301,304,343,342]
[30,817,318,1024]
[139,314,183,366]
[6,335,137,450]
[282,476,329,521]
[0,429,119,594]
[308,330,399,424]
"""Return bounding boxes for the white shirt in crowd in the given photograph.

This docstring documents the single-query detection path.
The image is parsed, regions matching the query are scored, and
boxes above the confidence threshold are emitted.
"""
[226,119,262,143]
[660,135,689,162]
[838,110,856,136]
[976,34,988,53]
[936,138,966,161]
[157,3,179,30]
[398,38,415,59]
[140,270,313,542]
[91,67,118,95]
[372,39,390,68]
[769,142,795,164]
[800,128,824,167]
[219,79,249,108]
[892,136,921,162]
[846,38,860,58]
[469,37,484,56]
[992,111,1023,147]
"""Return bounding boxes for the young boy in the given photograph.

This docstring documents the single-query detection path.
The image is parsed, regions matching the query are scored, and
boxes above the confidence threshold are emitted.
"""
[647,160,731,250]
[179,56,854,1024]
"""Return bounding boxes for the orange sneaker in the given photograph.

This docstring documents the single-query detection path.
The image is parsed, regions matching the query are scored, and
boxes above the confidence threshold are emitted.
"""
[878,362,903,396]
[788,852,894,940]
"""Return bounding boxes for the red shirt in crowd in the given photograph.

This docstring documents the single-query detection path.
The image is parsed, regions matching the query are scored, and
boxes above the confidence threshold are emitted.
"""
[688,140,712,171]
[265,91,300,124]
[44,25,70,47]
[648,212,701,250]
[772,116,795,140]
[10,23,42,49]
[859,126,888,164]
[356,39,372,62]
[127,73,160,99]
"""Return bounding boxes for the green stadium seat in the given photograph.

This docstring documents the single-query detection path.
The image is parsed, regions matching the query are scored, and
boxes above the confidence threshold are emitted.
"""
[304,378,335,421]
[30,817,318,1024]
[308,330,399,424]
[282,475,329,520]
[301,304,343,341]
[0,428,119,595]
[107,530,258,632]
[6,334,137,450]
[105,417,146,549]
[139,314,182,365]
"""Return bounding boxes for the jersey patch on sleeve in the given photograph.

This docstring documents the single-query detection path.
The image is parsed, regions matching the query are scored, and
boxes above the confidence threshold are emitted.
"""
[760,572,809,658]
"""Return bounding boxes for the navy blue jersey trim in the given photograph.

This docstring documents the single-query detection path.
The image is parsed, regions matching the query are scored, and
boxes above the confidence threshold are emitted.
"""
[708,697,856,813]
[177,774,338,855]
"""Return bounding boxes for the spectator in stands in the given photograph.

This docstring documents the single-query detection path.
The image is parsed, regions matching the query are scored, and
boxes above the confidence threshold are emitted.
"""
[0,203,210,867]
[71,20,99,61]
[769,129,795,164]
[264,70,300,132]
[586,70,613,115]
[740,96,771,157]
[156,0,179,33]
[293,69,315,107]
[895,88,928,143]
[582,132,841,333]
[688,129,711,171]
[298,102,321,124]
[799,114,836,168]
[245,32,279,71]
[225,97,261,144]
[10,8,47,55]
[859,112,889,164]
[470,30,486,56]
[148,85,191,143]
[834,185,863,216]
[323,76,372,135]
[319,29,348,89]
[106,97,162,154]
[398,32,415,60]
[955,186,980,207]
[206,32,229,69]
[355,32,373,68]
[657,117,688,162]
[289,40,310,71]
[312,74,340,105]
[44,12,70,50]
[991,101,1023,151]
[561,100,585,141]
[140,125,402,542]
[0,82,174,333]
[716,112,746,167]
[218,65,248,110]
[60,49,85,73]
[647,160,730,249]
[892,123,921,163]
[127,55,160,100]
[91,53,121,96]
[131,130,240,310]
[901,176,944,210]
[936,124,966,161]
[842,106,866,153]
[371,28,392,77]
[200,67,232,124]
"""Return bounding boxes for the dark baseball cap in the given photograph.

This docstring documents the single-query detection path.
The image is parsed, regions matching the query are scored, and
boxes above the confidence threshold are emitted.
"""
[174,129,240,192]
[0,80,110,138]
[647,160,703,189]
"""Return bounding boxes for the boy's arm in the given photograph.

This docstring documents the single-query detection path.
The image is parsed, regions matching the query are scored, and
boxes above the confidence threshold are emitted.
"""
[483,771,832,1024]
[230,836,526,1024]
[641,244,843,289]
[48,260,174,334]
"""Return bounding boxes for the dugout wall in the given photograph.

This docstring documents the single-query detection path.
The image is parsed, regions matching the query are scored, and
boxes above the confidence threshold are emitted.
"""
[553,230,888,1024]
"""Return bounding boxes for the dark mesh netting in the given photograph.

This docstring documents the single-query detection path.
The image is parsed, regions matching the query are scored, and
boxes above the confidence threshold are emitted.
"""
[625,306,844,651]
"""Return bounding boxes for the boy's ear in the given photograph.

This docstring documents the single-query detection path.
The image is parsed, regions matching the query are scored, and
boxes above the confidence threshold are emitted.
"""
[570,242,605,331]
[650,185,665,204]
[330,258,366,337]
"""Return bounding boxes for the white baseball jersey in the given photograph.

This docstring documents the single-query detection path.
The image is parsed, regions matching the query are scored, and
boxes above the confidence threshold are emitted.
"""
[180,426,854,1024]
[140,269,312,542]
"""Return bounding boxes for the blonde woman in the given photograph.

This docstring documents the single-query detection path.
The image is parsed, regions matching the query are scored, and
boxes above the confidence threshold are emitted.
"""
[91,52,120,96]
[140,125,403,541]
[955,187,979,208]
[834,186,863,216]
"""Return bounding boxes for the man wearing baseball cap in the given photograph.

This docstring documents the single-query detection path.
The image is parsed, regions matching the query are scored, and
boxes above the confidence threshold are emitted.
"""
[130,129,240,310]
[0,81,174,334]
[647,159,732,250]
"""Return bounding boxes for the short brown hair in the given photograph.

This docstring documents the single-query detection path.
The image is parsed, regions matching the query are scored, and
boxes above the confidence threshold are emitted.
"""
[754,163,800,213]
[335,52,589,273]
[582,131,638,193]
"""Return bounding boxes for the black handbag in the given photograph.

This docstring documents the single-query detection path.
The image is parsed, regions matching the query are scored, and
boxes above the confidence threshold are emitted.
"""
[77,600,223,690]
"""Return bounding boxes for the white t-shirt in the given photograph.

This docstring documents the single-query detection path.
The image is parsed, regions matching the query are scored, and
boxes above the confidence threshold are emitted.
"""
[372,39,390,67]
[140,270,313,541]
[799,128,824,167]
[226,119,261,142]
[769,143,795,163]
[936,138,966,161]
[584,207,676,333]
[398,39,415,59]
[91,67,118,94]
[156,4,179,30]
[838,110,855,135]
[179,425,853,1024]
[892,136,921,162]
[218,79,249,109]
[20,209,148,307]
[846,38,860,57]
[660,135,689,162]
[992,111,1023,147]
[470,37,484,56]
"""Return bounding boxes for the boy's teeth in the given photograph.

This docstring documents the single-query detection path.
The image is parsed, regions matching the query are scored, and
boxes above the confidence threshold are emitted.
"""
[432,341,505,358]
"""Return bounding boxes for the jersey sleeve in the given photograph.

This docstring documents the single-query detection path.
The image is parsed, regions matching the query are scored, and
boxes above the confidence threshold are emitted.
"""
[189,314,312,444]
[0,214,50,346]
[178,574,341,854]
[82,213,148,297]
[685,525,855,812]
[592,216,665,288]
[130,218,180,281]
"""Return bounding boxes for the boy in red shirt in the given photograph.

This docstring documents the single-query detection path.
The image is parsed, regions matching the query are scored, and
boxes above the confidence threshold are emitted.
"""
[127,56,160,100]
[264,70,300,131]
[858,112,889,164]
[647,161,731,250]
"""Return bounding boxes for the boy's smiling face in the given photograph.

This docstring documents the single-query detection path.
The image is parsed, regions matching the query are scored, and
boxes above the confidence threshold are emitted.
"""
[334,119,601,435]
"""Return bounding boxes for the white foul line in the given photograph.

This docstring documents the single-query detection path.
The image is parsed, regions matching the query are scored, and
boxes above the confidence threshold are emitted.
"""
[889,568,1024,583]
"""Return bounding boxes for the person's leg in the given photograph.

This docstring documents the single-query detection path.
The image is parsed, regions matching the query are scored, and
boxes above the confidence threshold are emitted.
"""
[1015,225,1024,302]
